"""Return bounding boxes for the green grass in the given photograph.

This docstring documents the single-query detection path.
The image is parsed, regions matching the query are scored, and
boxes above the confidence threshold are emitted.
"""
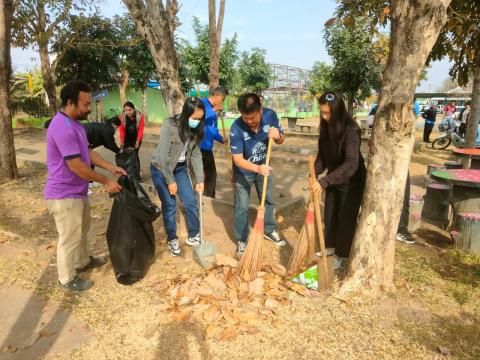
[13,117,49,129]
[394,245,480,359]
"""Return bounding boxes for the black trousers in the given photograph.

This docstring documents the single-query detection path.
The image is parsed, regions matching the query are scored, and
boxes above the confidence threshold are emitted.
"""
[423,123,434,142]
[397,172,410,233]
[324,180,365,258]
[201,150,217,198]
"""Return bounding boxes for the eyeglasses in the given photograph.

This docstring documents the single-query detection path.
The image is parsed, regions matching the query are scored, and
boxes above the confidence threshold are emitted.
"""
[325,93,335,102]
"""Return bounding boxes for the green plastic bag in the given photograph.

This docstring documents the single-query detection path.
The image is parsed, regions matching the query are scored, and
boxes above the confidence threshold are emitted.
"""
[291,265,318,290]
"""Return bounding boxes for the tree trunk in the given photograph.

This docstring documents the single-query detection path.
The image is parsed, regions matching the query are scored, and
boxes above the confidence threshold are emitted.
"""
[0,0,17,179]
[208,0,225,93]
[337,0,452,298]
[36,3,57,115]
[119,69,129,106]
[122,0,184,116]
[95,99,104,122]
[347,98,354,117]
[465,59,480,149]
[141,83,148,125]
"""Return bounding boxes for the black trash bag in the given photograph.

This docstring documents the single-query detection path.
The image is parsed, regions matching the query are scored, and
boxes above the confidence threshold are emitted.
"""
[106,175,161,285]
[116,148,141,181]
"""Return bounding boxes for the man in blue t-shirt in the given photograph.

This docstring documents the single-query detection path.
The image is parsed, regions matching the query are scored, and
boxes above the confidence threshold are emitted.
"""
[230,93,286,256]
[200,87,228,198]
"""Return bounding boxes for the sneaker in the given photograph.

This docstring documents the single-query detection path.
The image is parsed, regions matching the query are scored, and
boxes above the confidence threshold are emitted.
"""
[76,256,108,273]
[315,248,335,257]
[186,233,201,246]
[333,254,344,270]
[396,232,416,244]
[59,276,93,292]
[168,238,182,257]
[237,241,247,257]
[264,230,287,247]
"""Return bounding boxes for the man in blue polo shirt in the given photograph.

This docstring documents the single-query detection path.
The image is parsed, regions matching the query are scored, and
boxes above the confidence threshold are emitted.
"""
[200,86,228,198]
[230,93,286,256]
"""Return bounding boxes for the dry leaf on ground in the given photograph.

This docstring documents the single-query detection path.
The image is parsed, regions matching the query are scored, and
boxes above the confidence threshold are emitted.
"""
[216,253,238,268]
[218,327,240,341]
[249,278,265,296]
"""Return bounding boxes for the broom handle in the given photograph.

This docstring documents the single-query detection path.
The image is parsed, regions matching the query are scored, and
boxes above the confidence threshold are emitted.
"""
[260,137,274,208]
[220,111,227,140]
[308,156,329,288]
[220,112,235,189]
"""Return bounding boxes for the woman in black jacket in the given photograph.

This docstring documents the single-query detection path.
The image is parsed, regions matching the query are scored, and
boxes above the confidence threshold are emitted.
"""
[311,92,366,270]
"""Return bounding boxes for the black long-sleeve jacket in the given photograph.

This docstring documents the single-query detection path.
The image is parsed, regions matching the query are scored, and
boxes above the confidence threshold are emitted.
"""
[314,126,366,189]
[83,122,120,154]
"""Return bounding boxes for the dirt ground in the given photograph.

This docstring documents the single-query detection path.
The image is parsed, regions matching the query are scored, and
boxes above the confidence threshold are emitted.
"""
[0,133,479,359]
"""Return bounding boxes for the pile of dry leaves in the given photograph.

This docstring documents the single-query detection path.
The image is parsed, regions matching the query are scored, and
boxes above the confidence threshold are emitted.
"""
[155,253,312,341]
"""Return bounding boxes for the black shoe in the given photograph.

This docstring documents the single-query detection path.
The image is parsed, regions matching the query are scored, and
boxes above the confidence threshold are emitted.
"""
[264,230,287,247]
[59,276,93,292]
[396,232,415,244]
[76,256,107,273]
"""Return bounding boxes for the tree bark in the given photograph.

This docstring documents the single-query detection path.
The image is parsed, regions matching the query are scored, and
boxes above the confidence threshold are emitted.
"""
[347,98,354,117]
[141,82,148,125]
[37,3,57,115]
[338,0,452,298]
[208,0,225,93]
[122,0,184,116]
[0,0,18,179]
[119,69,129,106]
[465,58,480,149]
[95,99,104,122]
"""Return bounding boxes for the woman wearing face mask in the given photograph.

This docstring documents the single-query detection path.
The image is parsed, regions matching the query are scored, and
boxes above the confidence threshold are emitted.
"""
[150,97,205,257]
[310,92,367,270]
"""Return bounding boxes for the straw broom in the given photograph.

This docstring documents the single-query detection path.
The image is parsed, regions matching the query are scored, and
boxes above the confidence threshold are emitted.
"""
[287,193,316,275]
[308,156,330,289]
[238,137,274,281]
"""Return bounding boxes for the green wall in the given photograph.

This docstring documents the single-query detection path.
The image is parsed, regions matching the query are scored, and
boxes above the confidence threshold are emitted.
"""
[100,87,169,123]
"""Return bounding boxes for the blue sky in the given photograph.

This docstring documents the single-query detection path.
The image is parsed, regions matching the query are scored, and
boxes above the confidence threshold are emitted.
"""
[11,0,451,91]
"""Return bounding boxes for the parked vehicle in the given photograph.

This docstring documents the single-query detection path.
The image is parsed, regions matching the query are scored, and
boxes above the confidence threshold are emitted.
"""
[432,125,480,150]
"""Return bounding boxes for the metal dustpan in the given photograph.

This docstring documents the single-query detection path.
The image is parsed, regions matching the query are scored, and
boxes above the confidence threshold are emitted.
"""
[192,192,217,269]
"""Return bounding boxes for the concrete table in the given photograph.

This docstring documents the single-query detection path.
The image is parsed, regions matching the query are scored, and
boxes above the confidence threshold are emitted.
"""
[282,116,305,131]
[431,169,480,230]
[452,148,480,169]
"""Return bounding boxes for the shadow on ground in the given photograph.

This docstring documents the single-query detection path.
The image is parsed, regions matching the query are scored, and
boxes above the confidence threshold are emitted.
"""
[155,321,210,360]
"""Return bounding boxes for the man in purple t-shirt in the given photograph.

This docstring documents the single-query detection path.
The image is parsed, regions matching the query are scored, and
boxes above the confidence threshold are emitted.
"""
[45,80,126,292]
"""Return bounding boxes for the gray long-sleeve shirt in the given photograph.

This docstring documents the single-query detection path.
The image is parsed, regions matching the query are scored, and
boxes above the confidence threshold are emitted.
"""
[151,116,204,185]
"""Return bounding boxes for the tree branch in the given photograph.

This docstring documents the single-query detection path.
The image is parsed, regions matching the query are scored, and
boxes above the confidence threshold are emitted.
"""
[166,0,180,33]
[217,0,225,44]
[46,0,73,35]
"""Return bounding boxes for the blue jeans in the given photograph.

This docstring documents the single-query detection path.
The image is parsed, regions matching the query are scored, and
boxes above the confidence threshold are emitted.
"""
[150,164,199,241]
[234,171,276,243]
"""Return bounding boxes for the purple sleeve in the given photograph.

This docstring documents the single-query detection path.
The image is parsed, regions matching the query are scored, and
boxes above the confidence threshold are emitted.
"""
[52,125,82,160]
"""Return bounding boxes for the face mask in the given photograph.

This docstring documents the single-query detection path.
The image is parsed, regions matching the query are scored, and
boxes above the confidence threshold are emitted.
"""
[188,119,201,128]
